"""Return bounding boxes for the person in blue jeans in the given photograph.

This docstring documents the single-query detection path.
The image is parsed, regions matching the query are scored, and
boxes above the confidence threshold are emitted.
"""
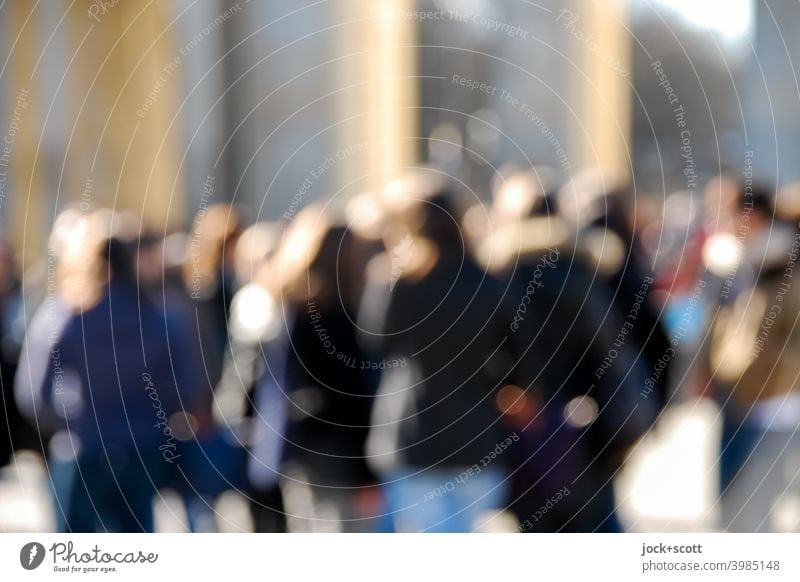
[383,464,509,532]
[16,213,195,532]
[362,177,515,532]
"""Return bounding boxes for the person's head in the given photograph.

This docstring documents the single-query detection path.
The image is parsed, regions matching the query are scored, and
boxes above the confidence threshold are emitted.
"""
[383,171,466,258]
[491,167,554,225]
[557,167,628,231]
[233,222,280,286]
[56,210,136,311]
[402,193,464,253]
[776,182,800,224]
[183,203,242,297]
[738,181,774,236]
[135,232,166,290]
[703,173,740,221]
[277,204,332,303]
[276,205,365,312]
[104,235,135,283]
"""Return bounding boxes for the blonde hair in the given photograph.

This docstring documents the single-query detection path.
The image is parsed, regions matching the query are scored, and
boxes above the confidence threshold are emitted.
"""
[183,203,241,297]
[54,212,109,312]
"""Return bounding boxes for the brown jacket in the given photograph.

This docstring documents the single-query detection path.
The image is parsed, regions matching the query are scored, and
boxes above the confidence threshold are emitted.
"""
[710,227,800,405]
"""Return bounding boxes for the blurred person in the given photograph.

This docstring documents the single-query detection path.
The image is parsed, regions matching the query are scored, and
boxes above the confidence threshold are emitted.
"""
[170,204,248,531]
[15,211,195,532]
[629,193,705,404]
[213,222,287,532]
[480,173,659,532]
[490,167,552,229]
[277,206,378,533]
[775,182,800,224]
[707,184,800,531]
[133,230,228,531]
[183,203,242,394]
[652,175,741,400]
[0,237,31,465]
[580,186,673,407]
[363,175,515,532]
[135,231,190,306]
[8,209,86,464]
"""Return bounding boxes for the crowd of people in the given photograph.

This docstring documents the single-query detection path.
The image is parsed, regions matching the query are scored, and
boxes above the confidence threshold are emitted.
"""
[2,165,800,533]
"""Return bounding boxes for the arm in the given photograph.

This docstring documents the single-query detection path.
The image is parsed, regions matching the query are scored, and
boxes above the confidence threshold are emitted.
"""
[14,301,71,434]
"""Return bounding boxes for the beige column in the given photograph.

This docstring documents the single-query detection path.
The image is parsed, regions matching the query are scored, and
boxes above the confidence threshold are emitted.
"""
[6,1,44,265]
[6,0,187,266]
[339,0,418,193]
[65,0,185,230]
[573,0,632,184]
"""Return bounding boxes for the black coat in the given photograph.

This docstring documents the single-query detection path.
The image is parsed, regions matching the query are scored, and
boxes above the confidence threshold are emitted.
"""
[282,301,375,486]
[367,254,514,470]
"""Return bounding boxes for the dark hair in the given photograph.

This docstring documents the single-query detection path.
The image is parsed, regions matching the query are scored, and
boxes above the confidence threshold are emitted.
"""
[739,182,774,217]
[413,190,464,253]
[104,236,134,282]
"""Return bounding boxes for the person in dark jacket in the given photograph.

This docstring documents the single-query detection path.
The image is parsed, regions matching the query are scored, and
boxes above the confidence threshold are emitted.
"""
[276,206,379,532]
[15,212,195,532]
[0,237,31,466]
[480,171,659,532]
[363,174,516,532]
[707,185,800,531]
[214,222,287,532]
